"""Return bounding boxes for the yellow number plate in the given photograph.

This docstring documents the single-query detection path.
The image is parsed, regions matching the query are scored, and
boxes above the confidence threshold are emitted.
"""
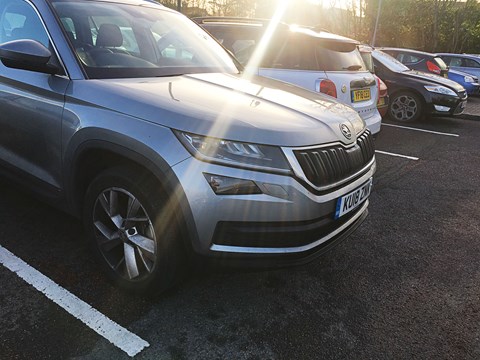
[351,89,371,102]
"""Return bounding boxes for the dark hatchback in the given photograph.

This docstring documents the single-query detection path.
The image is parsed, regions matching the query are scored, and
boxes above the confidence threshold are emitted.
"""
[372,50,467,122]
[379,47,449,78]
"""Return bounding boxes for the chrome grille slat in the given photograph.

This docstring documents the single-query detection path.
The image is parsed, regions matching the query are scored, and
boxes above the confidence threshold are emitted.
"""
[294,131,375,187]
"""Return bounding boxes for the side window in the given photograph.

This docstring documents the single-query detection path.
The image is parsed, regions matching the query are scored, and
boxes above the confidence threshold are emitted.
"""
[441,56,451,66]
[60,17,76,42]
[449,57,463,67]
[0,0,49,47]
[463,58,480,68]
[398,53,420,64]
[89,16,140,54]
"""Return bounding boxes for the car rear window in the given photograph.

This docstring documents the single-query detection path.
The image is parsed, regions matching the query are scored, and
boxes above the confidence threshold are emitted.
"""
[261,34,365,72]
[201,25,365,72]
[315,41,365,71]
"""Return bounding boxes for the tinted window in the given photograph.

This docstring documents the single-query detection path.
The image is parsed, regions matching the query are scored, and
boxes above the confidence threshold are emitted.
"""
[260,34,365,72]
[262,34,318,70]
[397,52,421,64]
[204,25,262,66]
[445,56,462,67]
[463,58,480,68]
[372,50,410,72]
[203,25,365,72]
[315,40,365,71]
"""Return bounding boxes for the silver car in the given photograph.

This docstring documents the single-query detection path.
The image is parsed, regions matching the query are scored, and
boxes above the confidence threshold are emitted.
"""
[0,0,376,294]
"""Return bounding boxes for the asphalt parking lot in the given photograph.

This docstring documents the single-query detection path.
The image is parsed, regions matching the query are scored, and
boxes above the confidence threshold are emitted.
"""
[0,111,479,359]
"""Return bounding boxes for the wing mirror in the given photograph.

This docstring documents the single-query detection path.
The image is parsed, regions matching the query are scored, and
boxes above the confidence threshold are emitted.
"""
[0,39,59,75]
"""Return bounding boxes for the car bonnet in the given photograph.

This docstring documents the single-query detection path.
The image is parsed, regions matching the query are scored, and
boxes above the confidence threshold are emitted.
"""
[404,70,466,93]
[69,73,363,147]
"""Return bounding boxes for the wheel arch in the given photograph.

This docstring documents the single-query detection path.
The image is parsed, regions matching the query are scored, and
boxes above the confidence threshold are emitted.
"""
[63,131,198,252]
[388,87,426,106]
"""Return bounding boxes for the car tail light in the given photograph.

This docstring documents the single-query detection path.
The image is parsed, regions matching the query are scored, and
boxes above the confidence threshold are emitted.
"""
[426,60,441,75]
[319,79,337,98]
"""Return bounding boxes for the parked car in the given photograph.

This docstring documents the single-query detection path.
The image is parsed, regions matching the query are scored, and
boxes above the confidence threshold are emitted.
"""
[0,0,376,293]
[379,47,449,78]
[378,48,479,95]
[194,17,382,135]
[372,50,467,122]
[437,53,480,79]
[447,69,480,95]
[358,45,389,117]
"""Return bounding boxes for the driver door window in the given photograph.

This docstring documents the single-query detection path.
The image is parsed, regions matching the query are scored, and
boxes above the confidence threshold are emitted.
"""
[0,0,49,47]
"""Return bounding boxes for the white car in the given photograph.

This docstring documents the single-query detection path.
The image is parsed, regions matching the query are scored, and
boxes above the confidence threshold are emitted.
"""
[195,17,382,135]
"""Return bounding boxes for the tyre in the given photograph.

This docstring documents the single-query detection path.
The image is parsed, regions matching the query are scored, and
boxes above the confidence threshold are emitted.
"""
[389,91,423,122]
[83,166,185,295]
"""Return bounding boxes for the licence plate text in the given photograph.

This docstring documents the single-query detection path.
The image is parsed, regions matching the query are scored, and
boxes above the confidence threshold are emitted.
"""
[335,178,372,219]
[351,89,371,102]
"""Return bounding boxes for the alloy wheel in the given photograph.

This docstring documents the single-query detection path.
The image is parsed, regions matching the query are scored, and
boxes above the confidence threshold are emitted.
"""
[92,187,156,281]
[390,94,418,121]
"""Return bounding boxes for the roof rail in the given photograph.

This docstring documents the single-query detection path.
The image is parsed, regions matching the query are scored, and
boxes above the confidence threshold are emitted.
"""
[192,16,287,27]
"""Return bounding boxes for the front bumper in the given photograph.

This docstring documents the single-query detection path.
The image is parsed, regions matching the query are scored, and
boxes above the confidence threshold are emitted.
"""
[427,92,468,116]
[171,150,375,260]
[464,83,480,95]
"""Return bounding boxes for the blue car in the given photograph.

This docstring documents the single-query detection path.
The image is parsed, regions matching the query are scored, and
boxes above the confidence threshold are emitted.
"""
[437,53,480,79]
[448,69,480,95]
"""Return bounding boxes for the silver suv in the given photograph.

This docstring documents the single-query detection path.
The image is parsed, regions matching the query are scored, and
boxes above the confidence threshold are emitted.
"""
[0,0,376,294]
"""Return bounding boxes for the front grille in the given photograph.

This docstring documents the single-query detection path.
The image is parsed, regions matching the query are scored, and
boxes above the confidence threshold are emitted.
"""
[293,130,375,188]
[458,90,467,100]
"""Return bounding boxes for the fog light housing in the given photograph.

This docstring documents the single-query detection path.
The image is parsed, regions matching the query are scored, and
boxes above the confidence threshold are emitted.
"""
[434,105,450,112]
[204,174,262,195]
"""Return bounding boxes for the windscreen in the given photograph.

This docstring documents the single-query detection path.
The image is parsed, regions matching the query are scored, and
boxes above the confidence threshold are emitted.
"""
[51,1,239,78]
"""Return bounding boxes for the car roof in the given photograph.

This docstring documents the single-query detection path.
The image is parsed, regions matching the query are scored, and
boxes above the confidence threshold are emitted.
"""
[378,47,438,57]
[436,53,480,59]
[193,17,359,44]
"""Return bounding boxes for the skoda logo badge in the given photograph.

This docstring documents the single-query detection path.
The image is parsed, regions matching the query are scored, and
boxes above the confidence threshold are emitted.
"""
[340,124,352,140]
[341,85,347,93]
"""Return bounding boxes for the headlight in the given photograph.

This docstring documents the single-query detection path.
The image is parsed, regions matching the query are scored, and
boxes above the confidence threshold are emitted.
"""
[175,131,291,173]
[424,85,457,96]
[464,76,475,83]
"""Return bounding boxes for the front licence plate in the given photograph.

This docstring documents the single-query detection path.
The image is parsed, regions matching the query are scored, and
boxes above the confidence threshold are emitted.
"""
[335,178,372,219]
[351,88,371,102]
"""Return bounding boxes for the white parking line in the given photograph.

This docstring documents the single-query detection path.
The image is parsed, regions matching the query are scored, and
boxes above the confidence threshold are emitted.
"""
[383,123,459,137]
[375,150,419,161]
[0,245,149,358]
